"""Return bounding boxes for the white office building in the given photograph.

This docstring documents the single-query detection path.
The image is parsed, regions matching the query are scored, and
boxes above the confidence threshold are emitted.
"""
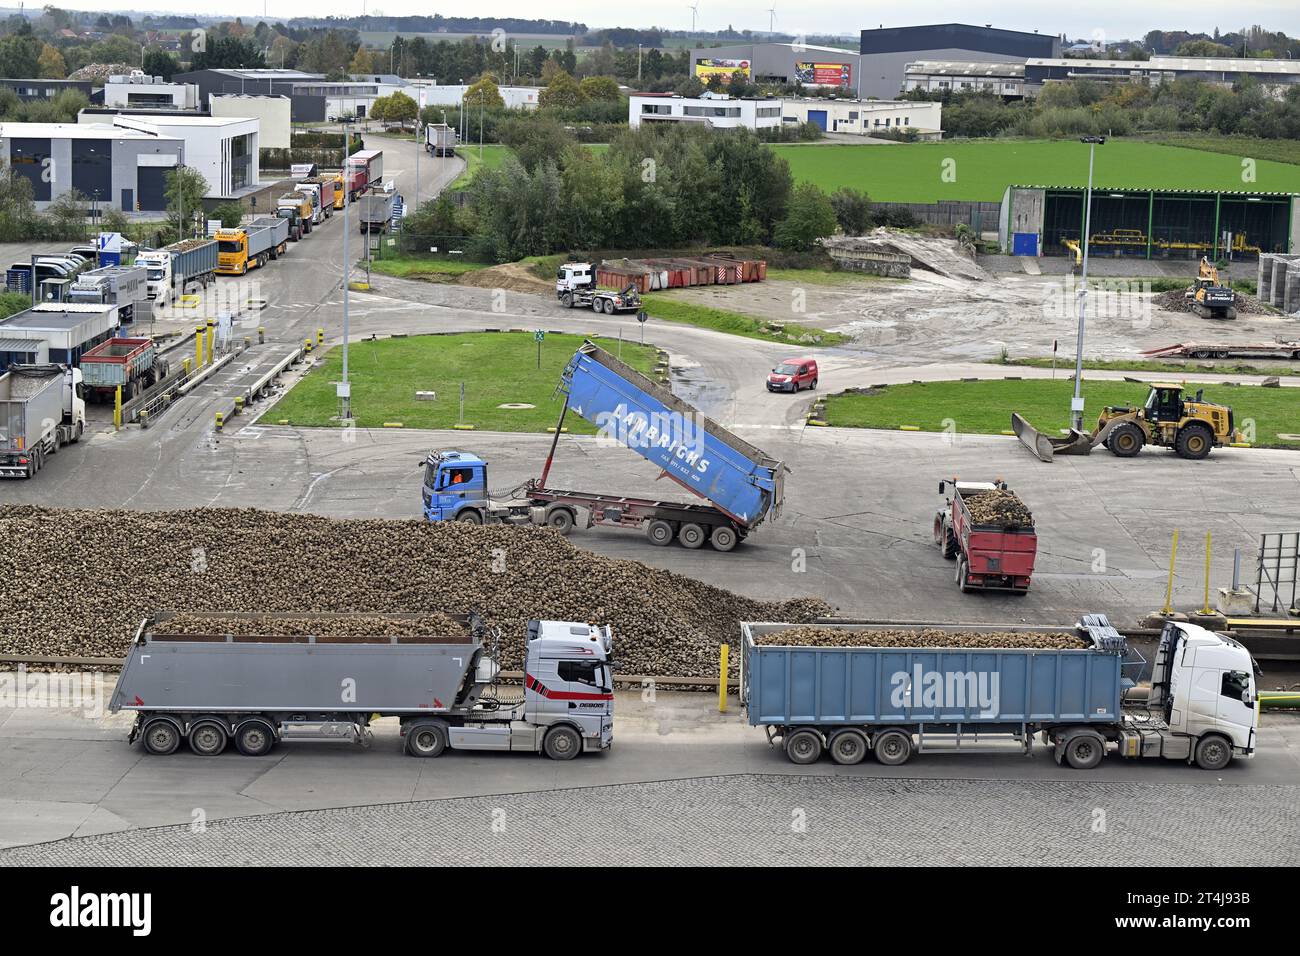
[628,92,783,130]
[210,94,291,150]
[102,72,200,110]
[103,114,259,199]
[781,98,943,138]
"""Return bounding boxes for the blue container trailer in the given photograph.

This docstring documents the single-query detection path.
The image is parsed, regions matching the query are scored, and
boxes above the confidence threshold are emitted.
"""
[422,341,785,552]
[741,615,1259,771]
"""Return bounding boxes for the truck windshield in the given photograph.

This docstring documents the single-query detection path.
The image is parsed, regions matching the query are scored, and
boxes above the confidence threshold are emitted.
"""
[217,241,241,254]
[146,269,164,281]
[423,462,438,487]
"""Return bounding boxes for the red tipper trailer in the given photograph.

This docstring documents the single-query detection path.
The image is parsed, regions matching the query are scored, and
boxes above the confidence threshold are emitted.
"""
[933,479,1036,594]
[79,336,164,402]
[346,149,384,193]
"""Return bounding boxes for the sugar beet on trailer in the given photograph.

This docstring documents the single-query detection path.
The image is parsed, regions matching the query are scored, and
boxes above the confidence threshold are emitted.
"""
[109,612,614,759]
[740,615,1258,771]
[421,341,786,552]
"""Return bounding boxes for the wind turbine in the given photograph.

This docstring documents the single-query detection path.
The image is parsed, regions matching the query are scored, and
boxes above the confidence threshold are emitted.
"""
[768,4,776,35]
[688,1,699,34]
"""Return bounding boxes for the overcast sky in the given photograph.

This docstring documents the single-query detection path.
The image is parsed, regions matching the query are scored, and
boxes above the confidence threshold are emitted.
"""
[23,1,1300,42]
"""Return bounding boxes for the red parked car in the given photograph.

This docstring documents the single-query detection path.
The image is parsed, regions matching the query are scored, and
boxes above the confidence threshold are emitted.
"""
[767,357,818,392]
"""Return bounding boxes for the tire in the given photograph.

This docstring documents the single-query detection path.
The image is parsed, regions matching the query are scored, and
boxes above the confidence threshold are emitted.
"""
[710,526,738,552]
[810,378,818,390]
[188,720,228,756]
[234,720,275,756]
[142,718,181,755]
[1064,733,1104,770]
[956,555,973,593]
[543,725,582,761]
[71,421,83,443]
[1194,734,1233,771]
[546,508,574,534]
[456,510,482,524]
[828,729,868,765]
[1175,424,1213,461]
[560,292,573,308]
[785,729,823,765]
[679,523,706,549]
[1108,422,1145,458]
[873,729,913,766]
[646,519,674,546]
[405,722,448,758]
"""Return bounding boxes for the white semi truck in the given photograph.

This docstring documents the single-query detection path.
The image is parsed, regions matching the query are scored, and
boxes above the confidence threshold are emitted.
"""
[110,612,615,760]
[555,262,642,314]
[137,238,219,306]
[0,364,85,478]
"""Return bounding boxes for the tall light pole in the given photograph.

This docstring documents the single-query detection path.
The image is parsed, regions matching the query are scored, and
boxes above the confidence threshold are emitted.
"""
[1071,135,1105,431]
[339,124,352,421]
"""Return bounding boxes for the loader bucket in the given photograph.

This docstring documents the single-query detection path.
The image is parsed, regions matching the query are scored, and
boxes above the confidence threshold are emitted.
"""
[1011,413,1095,462]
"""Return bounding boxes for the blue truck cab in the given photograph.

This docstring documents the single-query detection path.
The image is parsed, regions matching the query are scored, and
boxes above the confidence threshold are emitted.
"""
[422,451,489,522]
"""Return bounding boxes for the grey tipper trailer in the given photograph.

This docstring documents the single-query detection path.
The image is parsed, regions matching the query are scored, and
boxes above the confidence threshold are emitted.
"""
[109,612,614,760]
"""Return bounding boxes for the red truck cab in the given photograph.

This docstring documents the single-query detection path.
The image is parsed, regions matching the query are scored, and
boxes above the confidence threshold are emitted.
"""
[934,479,1036,594]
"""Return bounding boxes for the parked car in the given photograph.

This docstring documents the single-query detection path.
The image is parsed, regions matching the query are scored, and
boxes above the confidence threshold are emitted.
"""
[766,357,819,392]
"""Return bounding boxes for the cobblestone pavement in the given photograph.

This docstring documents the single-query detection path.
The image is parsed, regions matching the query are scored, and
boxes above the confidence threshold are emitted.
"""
[3,774,1297,866]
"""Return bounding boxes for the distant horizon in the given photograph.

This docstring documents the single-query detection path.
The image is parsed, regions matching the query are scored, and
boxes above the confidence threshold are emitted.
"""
[2,3,1298,44]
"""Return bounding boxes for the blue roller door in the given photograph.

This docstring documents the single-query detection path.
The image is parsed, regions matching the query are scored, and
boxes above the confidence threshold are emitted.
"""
[807,110,827,131]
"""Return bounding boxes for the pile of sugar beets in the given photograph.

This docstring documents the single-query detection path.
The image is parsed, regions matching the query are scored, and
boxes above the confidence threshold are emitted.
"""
[0,506,832,678]
[964,489,1033,528]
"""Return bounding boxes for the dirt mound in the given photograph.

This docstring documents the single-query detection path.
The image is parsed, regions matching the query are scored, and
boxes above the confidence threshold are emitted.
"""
[1153,288,1271,315]
[0,506,830,678]
[455,261,554,294]
[755,627,1085,649]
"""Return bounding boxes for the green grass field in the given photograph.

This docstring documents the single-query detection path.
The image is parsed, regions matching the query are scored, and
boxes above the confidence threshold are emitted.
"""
[771,140,1300,202]
[995,357,1300,378]
[369,255,488,281]
[640,294,847,346]
[266,332,657,432]
[450,144,510,191]
[823,378,1300,448]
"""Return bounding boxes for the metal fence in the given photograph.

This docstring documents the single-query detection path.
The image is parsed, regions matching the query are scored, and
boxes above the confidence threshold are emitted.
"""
[1255,532,1300,614]
[871,200,1002,234]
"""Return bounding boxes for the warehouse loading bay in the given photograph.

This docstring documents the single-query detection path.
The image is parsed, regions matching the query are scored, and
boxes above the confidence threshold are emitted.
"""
[2,134,1300,866]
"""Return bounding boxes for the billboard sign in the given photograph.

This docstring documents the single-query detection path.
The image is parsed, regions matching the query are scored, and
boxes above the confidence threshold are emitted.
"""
[795,61,853,87]
[694,58,752,82]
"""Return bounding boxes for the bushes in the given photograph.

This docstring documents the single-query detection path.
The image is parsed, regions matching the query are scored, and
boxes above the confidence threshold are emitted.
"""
[829,187,872,235]
[756,122,823,143]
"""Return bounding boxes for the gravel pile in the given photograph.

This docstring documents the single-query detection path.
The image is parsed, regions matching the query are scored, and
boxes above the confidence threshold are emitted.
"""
[964,489,1033,528]
[0,506,831,677]
[1152,289,1271,315]
[755,626,1086,649]
[153,612,469,640]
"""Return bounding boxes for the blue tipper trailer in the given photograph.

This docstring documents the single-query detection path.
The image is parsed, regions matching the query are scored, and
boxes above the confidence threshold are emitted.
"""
[740,614,1260,771]
[421,340,786,553]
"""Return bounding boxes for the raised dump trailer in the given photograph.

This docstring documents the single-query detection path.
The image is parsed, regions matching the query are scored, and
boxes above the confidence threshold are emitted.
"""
[933,479,1036,593]
[79,336,168,402]
[109,611,614,760]
[741,615,1257,771]
[0,364,85,478]
[422,341,785,552]
[357,193,394,233]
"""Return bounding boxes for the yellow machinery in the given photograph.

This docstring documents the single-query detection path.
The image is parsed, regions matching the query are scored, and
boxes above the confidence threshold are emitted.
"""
[1186,257,1237,320]
[1012,383,1238,462]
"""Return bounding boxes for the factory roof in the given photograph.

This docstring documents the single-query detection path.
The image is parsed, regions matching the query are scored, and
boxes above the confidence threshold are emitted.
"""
[1027,56,1300,75]
[0,122,163,139]
[905,60,1026,77]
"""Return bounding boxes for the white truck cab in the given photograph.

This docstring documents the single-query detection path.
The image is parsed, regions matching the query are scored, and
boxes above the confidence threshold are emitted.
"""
[556,262,594,293]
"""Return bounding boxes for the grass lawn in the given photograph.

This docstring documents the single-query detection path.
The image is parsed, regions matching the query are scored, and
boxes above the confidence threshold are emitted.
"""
[450,144,510,191]
[995,357,1300,378]
[369,254,488,281]
[265,332,657,432]
[823,378,1300,448]
[640,293,848,346]
[765,267,888,285]
[1141,134,1300,167]
[770,139,1300,202]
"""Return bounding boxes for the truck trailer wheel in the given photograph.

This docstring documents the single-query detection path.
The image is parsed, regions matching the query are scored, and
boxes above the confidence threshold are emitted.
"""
[543,725,582,760]
[828,729,868,765]
[405,722,448,758]
[679,523,706,549]
[646,520,674,546]
[785,729,823,765]
[956,556,974,593]
[546,508,575,534]
[142,718,181,755]
[1063,733,1104,770]
[1194,734,1233,771]
[710,526,738,552]
[234,720,276,756]
[188,720,229,756]
[873,730,913,766]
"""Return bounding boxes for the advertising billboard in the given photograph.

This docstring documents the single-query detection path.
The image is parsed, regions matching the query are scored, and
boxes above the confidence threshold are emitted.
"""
[694,57,752,82]
[795,61,853,87]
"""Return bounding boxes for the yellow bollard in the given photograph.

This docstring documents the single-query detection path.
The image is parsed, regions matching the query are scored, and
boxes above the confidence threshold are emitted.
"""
[215,411,224,432]
[182,357,191,376]
[1161,530,1179,616]
[234,397,245,414]
[304,338,313,353]
[205,320,215,364]
[1201,531,1214,615]
[258,326,265,345]
[113,385,122,430]
[195,324,205,367]
[316,328,324,345]
[718,643,729,713]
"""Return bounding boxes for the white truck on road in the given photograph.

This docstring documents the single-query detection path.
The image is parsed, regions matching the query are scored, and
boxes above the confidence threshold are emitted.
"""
[556,262,642,314]
[0,364,85,478]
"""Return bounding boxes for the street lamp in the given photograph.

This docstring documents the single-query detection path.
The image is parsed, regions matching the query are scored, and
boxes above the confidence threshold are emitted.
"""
[1071,135,1105,431]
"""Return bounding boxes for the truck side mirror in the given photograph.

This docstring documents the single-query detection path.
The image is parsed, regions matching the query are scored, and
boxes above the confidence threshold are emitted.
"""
[937,481,945,493]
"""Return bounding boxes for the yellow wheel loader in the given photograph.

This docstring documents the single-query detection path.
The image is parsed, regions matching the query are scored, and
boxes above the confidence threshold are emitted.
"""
[1012,384,1238,462]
